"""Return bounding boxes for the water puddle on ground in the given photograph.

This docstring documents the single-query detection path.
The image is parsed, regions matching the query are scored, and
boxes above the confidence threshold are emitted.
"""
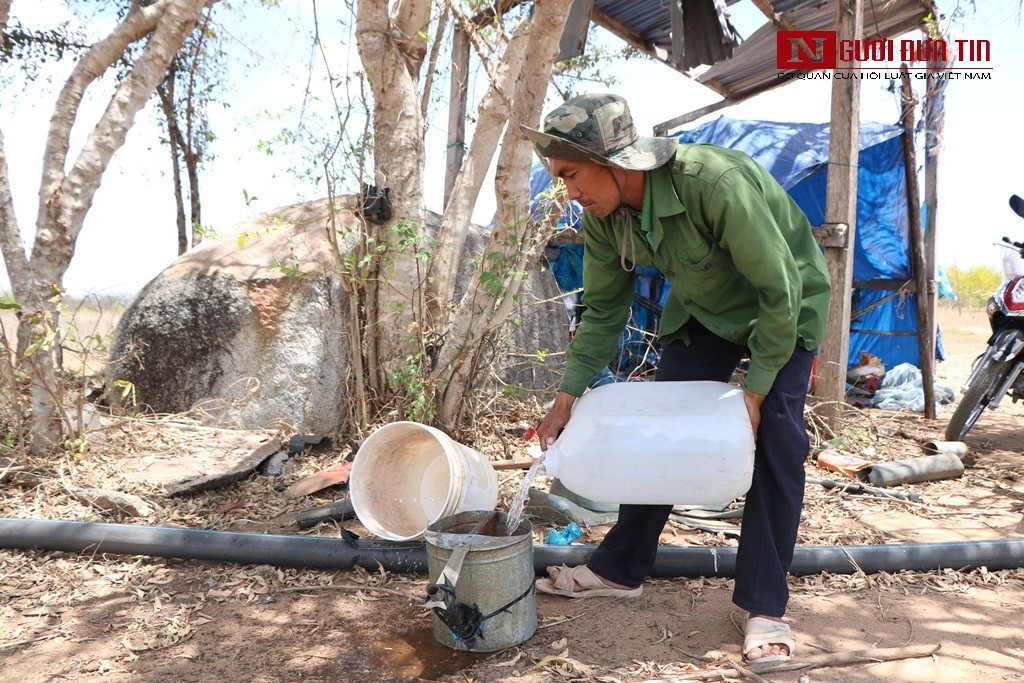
[363,628,485,681]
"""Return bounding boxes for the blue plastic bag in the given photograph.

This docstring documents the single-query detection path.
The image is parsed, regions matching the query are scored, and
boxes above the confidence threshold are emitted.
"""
[545,522,583,546]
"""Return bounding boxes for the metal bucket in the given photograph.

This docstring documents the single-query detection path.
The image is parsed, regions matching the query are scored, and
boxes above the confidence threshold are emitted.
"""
[423,511,536,652]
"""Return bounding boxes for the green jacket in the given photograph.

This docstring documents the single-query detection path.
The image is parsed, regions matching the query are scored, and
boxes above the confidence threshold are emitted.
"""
[559,143,832,397]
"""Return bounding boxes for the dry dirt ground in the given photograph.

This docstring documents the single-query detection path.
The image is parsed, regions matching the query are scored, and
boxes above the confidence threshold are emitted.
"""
[2,306,1023,682]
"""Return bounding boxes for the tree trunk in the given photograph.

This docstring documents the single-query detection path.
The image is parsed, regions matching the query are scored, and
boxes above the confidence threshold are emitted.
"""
[434,0,574,430]
[186,149,201,247]
[182,28,204,249]
[425,17,531,322]
[355,0,430,390]
[351,0,575,429]
[1,0,216,452]
[158,72,189,256]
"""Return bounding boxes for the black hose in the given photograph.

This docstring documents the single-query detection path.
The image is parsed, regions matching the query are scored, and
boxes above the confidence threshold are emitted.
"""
[0,518,428,573]
[3,518,1024,577]
[535,540,1024,576]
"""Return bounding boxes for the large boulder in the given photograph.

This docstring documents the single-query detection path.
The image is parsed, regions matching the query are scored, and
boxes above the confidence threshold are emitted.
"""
[107,199,568,433]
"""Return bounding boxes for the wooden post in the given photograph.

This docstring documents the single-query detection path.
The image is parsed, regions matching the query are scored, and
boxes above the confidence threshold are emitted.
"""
[444,27,470,208]
[924,49,945,365]
[670,0,685,69]
[817,0,863,428]
[557,0,594,62]
[899,64,936,419]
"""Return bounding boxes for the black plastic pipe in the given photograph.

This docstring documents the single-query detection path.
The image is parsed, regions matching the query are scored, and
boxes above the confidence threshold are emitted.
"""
[3,518,1024,577]
[0,518,429,573]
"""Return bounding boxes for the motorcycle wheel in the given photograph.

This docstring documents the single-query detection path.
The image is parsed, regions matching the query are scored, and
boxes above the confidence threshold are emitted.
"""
[945,357,1009,441]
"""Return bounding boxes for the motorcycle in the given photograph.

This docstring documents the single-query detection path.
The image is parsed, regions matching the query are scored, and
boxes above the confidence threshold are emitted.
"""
[945,194,1024,441]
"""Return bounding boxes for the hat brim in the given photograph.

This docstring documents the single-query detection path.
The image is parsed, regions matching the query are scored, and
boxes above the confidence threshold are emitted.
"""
[519,124,677,172]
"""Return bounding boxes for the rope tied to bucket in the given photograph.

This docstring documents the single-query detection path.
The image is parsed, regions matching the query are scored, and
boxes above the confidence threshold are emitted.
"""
[426,580,536,649]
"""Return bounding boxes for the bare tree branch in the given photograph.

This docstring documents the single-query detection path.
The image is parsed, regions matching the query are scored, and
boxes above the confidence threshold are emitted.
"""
[0,130,33,303]
[156,75,188,255]
[33,0,215,284]
[393,0,432,79]
[449,3,512,100]
[419,0,449,120]
[425,17,531,316]
[434,0,574,424]
[37,0,170,223]
[182,7,212,243]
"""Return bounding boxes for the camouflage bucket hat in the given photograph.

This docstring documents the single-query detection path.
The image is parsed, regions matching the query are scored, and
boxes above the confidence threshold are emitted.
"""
[519,93,677,172]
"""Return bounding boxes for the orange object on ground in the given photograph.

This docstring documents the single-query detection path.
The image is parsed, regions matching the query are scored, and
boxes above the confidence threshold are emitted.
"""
[816,449,870,478]
[285,461,352,498]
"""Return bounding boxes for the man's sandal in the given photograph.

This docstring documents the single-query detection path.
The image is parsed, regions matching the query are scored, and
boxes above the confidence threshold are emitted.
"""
[743,615,796,664]
[535,565,643,599]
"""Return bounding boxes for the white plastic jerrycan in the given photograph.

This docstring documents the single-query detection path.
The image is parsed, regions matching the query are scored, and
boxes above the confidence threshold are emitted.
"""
[544,381,755,505]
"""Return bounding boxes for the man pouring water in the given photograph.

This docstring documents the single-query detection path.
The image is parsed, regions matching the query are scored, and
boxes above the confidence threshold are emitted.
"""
[520,93,831,664]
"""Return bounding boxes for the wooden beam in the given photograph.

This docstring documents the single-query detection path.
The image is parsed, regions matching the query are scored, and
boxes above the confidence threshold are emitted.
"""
[653,96,746,136]
[817,0,864,428]
[852,279,916,292]
[557,0,595,62]
[900,64,936,419]
[750,0,798,30]
[670,0,685,69]
[813,222,849,249]
[444,27,470,208]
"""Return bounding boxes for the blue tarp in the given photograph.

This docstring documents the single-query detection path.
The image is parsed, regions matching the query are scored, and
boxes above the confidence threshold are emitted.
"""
[536,116,947,372]
[677,116,945,368]
[537,163,665,377]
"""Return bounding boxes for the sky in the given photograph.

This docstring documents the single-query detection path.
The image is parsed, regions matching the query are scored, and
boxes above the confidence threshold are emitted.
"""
[1,0,1023,298]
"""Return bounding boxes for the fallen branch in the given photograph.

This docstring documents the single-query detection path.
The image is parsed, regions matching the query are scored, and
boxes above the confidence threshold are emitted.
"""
[727,658,770,683]
[653,645,940,681]
[492,458,537,471]
[0,632,62,650]
[276,584,425,603]
[537,609,594,630]
[748,644,941,675]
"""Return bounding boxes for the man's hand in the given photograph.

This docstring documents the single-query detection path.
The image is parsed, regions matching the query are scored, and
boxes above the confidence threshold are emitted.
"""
[537,391,577,451]
[743,388,766,441]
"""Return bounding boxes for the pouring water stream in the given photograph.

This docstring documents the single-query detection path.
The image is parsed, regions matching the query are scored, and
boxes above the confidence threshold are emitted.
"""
[503,454,546,535]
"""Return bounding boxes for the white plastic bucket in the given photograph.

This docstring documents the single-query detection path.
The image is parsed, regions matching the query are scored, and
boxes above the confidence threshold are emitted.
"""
[349,421,499,541]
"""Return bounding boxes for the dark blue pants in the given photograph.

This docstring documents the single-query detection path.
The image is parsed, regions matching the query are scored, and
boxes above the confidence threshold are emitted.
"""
[587,321,816,617]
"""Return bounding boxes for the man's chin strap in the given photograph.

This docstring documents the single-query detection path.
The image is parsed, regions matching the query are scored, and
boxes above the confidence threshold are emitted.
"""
[607,165,627,210]
[608,166,637,273]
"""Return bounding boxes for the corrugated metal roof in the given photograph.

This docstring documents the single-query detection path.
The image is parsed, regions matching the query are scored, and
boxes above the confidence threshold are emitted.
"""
[595,0,674,48]
[698,0,937,98]
[593,0,740,68]
[588,0,936,103]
